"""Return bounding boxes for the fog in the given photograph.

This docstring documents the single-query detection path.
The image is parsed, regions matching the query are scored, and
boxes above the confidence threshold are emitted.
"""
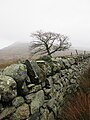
[0,0,90,50]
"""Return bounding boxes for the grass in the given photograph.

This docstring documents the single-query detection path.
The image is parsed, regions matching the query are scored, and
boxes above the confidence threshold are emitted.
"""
[60,67,90,120]
[0,59,18,69]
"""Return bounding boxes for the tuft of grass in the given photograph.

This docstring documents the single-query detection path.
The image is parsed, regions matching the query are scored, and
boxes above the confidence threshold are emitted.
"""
[60,67,90,120]
[60,90,90,120]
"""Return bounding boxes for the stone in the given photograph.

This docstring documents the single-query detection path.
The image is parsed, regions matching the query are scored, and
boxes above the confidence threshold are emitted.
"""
[52,73,61,84]
[25,60,46,85]
[47,98,57,116]
[27,84,35,89]
[31,90,44,114]
[70,79,76,84]
[62,59,70,68]
[36,61,46,87]
[48,112,55,120]
[29,85,42,93]
[68,57,75,65]
[0,103,4,112]
[25,93,35,104]
[3,64,27,95]
[12,96,24,108]
[47,76,53,88]
[3,64,27,82]
[57,58,65,69]
[0,75,17,102]
[27,112,40,120]
[46,64,52,76]
[40,108,49,120]
[10,103,30,120]
[0,107,16,120]
[21,82,29,95]
[54,84,61,91]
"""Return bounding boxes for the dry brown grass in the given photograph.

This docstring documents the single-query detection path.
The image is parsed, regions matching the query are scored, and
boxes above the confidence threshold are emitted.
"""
[60,91,90,120]
[60,67,90,120]
[0,59,18,69]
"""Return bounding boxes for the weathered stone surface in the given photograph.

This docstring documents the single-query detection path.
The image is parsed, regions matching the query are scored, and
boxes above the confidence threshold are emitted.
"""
[62,59,70,68]
[3,64,27,95]
[47,76,53,88]
[29,85,42,93]
[12,96,24,108]
[47,98,57,116]
[40,108,49,120]
[48,112,55,120]
[27,84,35,89]
[0,107,16,120]
[25,60,46,85]
[52,73,61,84]
[25,93,35,104]
[10,103,29,120]
[28,112,40,120]
[0,75,17,102]
[31,90,44,114]
[3,64,27,82]
[0,103,4,112]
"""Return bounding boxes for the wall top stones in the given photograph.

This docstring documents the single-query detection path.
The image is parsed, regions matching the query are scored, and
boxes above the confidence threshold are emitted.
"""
[0,53,90,120]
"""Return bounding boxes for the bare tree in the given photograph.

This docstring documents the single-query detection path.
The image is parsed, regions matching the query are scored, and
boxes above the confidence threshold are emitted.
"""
[30,30,71,57]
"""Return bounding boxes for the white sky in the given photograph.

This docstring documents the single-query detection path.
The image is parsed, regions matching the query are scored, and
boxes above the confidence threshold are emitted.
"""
[0,0,90,49]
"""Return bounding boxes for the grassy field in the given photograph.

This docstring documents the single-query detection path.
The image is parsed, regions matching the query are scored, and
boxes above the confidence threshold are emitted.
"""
[0,59,18,69]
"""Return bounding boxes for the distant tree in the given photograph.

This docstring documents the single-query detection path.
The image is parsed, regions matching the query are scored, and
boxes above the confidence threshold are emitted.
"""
[30,30,71,57]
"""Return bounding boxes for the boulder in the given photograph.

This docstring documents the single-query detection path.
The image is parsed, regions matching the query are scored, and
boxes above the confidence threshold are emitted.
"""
[31,90,44,114]
[3,64,27,82]
[3,64,28,95]
[28,112,40,120]
[25,60,46,85]
[12,96,25,108]
[0,75,17,102]
[0,106,16,120]
[10,103,30,120]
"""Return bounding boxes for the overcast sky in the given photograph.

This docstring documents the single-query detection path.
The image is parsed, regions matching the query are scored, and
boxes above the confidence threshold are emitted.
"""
[0,0,90,49]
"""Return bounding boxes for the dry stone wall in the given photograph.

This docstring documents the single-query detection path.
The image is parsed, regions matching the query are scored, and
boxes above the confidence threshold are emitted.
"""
[0,54,90,120]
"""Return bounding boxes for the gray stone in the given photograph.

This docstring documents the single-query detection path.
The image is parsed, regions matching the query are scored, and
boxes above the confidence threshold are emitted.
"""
[27,84,35,89]
[25,93,35,104]
[48,112,55,120]
[12,96,24,108]
[10,103,30,120]
[47,98,57,116]
[47,76,53,88]
[0,103,4,112]
[0,75,17,102]
[31,90,44,114]
[29,85,42,93]
[70,79,76,83]
[21,82,29,95]
[40,108,49,120]
[62,59,70,68]
[3,64,27,95]
[3,64,27,82]
[52,73,61,84]
[68,58,75,65]
[25,60,46,84]
[27,112,40,120]
[0,107,16,120]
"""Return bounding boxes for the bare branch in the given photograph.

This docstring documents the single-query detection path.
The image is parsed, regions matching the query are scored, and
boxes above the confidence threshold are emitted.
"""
[30,30,71,57]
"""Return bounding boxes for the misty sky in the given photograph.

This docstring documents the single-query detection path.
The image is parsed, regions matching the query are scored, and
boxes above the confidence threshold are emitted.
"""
[0,0,90,49]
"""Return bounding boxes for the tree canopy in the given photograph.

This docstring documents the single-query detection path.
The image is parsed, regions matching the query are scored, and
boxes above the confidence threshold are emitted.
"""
[30,30,71,57]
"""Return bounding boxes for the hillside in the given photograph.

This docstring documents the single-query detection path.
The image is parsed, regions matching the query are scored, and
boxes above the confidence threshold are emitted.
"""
[0,42,89,64]
[0,42,30,60]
